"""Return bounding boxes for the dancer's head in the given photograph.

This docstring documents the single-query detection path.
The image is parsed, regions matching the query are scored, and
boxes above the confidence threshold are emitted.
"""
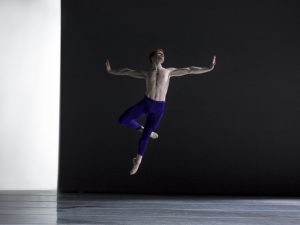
[149,49,164,65]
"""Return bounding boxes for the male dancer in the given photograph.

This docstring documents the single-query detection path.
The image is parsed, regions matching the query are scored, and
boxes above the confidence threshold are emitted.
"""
[105,49,216,175]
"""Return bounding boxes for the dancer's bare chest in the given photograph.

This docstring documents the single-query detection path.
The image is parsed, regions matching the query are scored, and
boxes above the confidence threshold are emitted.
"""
[146,69,170,86]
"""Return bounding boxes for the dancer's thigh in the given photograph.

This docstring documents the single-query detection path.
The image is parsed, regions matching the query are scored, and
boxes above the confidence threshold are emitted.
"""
[143,111,164,134]
[119,99,147,121]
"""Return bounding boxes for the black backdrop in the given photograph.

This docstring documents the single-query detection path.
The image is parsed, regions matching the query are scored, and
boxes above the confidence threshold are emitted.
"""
[58,0,300,195]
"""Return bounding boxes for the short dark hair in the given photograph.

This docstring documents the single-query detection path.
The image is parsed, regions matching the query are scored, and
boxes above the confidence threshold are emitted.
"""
[148,49,164,63]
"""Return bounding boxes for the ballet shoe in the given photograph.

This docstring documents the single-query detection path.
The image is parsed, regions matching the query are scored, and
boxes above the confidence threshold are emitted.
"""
[130,157,141,175]
[138,127,159,139]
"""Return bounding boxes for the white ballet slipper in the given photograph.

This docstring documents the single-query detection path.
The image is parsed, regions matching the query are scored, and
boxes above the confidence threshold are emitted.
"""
[138,126,159,139]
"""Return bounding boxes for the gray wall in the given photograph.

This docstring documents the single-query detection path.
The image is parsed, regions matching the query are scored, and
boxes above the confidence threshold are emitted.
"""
[0,0,60,190]
[59,0,300,195]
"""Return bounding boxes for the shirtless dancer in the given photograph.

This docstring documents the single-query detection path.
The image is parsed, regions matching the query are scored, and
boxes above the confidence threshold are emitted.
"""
[105,49,216,175]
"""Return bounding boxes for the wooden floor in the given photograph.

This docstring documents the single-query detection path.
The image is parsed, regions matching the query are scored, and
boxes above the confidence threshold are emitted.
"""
[0,191,300,224]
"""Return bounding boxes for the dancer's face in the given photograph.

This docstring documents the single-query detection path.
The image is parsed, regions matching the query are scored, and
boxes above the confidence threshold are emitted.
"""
[153,50,165,64]
[151,50,165,64]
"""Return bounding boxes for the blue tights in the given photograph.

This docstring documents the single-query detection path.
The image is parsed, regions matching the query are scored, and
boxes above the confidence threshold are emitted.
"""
[118,95,166,156]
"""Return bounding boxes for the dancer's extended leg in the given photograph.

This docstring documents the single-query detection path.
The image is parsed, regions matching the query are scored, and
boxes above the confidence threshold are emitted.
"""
[130,111,164,175]
[138,112,164,156]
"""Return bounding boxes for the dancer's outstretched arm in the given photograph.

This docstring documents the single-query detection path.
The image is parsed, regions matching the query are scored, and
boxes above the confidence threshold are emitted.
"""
[169,55,216,77]
[105,59,146,79]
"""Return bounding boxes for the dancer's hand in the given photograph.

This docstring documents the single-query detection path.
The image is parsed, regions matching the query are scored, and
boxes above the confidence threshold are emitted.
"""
[105,59,111,72]
[210,55,216,70]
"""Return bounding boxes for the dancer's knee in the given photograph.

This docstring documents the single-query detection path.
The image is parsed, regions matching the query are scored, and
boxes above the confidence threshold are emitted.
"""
[117,115,126,125]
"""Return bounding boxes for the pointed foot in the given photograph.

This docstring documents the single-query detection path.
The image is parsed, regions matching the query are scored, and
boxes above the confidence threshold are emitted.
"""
[129,157,142,175]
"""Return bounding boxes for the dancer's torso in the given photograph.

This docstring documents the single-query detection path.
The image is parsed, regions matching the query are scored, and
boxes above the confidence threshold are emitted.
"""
[144,68,171,102]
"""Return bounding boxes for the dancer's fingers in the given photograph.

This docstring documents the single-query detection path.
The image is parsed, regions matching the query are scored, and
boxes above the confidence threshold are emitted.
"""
[212,56,216,65]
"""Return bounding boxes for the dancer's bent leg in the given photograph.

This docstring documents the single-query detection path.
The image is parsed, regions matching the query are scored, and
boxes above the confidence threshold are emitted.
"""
[118,99,146,130]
